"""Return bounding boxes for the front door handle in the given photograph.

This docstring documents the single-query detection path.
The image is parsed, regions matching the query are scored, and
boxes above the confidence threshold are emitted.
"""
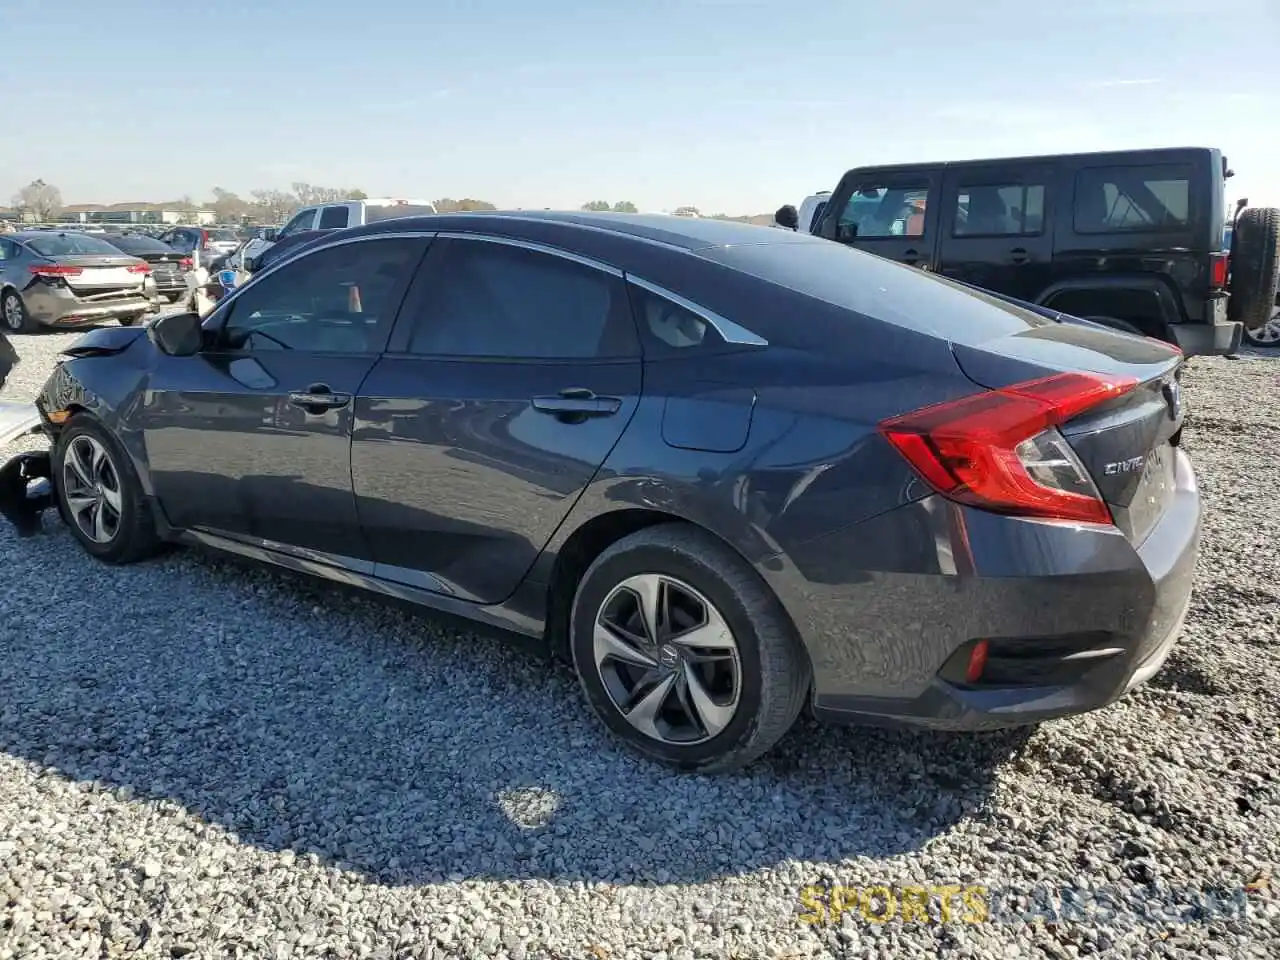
[901,248,920,265]
[531,388,622,420]
[1009,248,1030,264]
[288,382,351,413]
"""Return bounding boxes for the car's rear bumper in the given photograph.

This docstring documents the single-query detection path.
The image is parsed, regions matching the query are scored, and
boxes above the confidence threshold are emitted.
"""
[763,448,1202,731]
[23,284,153,327]
[1169,316,1242,357]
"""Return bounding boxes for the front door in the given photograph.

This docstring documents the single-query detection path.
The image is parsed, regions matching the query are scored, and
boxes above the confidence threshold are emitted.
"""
[936,164,1055,303]
[823,167,943,270]
[352,235,643,603]
[138,234,428,566]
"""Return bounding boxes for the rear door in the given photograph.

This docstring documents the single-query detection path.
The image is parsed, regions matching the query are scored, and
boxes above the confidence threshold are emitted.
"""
[819,167,943,269]
[937,164,1055,303]
[352,234,643,603]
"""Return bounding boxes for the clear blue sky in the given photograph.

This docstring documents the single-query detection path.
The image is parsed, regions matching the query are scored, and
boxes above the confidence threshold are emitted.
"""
[0,0,1275,214]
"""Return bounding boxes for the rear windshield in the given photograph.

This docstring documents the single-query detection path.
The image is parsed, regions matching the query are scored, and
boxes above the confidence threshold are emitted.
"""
[206,229,239,241]
[703,239,1055,345]
[22,233,123,257]
[364,204,438,222]
[106,234,176,254]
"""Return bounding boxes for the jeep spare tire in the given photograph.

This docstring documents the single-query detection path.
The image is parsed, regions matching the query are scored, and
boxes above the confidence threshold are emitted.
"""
[1228,206,1280,332]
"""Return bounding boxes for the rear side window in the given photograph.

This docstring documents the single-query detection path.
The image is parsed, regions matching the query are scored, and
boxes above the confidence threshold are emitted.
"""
[627,284,717,356]
[403,239,638,359]
[1073,164,1191,233]
[807,200,827,232]
[953,183,1045,237]
[318,206,350,229]
[207,229,238,241]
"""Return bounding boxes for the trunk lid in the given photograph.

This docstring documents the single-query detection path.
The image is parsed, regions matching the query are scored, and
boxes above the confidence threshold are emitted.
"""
[951,319,1185,544]
[50,255,148,292]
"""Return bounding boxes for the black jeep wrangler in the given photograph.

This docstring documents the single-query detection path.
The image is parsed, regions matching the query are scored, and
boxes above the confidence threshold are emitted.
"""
[812,147,1280,356]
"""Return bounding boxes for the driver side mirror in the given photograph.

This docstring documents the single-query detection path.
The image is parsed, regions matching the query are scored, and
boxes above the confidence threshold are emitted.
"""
[148,311,204,357]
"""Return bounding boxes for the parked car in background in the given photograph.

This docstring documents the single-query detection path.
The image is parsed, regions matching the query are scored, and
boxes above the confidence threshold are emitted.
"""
[248,199,438,263]
[811,147,1275,357]
[797,191,831,233]
[0,231,154,331]
[10,212,1201,771]
[99,232,194,303]
[156,226,241,266]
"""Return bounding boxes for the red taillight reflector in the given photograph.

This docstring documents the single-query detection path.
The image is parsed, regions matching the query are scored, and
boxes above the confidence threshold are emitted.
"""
[179,257,193,270]
[878,372,1138,525]
[1209,252,1228,289]
[127,263,151,274]
[29,264,83,277]
[966,640,989,684]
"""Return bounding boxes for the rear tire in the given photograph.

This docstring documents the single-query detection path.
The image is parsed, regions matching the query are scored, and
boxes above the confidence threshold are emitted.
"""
[52,414,160,564]
[1228,207,1280,332]
[1,289,32,333]
[117,314,144,326]
[569,522,811,772]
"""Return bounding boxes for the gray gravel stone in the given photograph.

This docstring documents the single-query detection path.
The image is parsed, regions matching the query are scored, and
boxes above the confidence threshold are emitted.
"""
[1,329,1278,958]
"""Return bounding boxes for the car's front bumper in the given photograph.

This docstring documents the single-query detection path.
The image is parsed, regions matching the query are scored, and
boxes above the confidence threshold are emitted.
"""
[763,448,1202,731]
[22,283,154,327]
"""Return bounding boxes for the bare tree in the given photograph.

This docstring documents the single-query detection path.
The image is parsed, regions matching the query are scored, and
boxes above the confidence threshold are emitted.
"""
[292,183,368,206]
[209,187,250,222]
[11,179,63,221]
[250,189,298,222]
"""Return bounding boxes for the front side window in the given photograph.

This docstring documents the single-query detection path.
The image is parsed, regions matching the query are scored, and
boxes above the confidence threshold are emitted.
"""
[279,209,315,237]
[838,184,930,239]
[404,239,638,359]
[1073,164,1191,233]
[953,183,1046,237]
[219,237,422,353]
[318,206,350,229]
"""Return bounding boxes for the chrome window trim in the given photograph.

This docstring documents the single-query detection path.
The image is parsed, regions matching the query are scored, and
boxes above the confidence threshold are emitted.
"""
[435,231,624,277]
[203,230,438,332]
[625,275,768,347]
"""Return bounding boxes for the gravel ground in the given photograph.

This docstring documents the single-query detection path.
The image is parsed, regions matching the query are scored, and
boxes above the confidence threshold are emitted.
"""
[1,328,1278,960]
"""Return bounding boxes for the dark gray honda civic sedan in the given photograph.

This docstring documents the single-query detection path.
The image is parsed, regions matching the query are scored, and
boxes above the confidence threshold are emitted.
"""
[9,212,1200,771]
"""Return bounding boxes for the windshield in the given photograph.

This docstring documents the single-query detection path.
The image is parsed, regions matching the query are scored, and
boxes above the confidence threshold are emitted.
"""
[207,229,239,242]
[24,233,123,257]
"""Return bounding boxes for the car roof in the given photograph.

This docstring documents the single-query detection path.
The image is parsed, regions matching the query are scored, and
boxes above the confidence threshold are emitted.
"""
[357,210,820,253]
[838,146,1220,178]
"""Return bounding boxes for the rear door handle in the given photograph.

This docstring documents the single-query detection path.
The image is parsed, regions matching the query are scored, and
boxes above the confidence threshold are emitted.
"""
[901,248,920,265]
[1009,248,1030,264]
[531,388,622,419]
[288,382,351,413]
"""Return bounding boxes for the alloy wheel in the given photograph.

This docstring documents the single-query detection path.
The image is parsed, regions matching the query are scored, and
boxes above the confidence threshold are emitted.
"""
[592,573,742,745]
[1245,306,1280,347]
[61,435,123,544]
[2,295,24,331]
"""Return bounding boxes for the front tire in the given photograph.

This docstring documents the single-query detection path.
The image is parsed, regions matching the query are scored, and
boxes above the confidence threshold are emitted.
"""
[52,415,160,564]
[117,313,144,326]
[1,289,32,333]
[570,523,810,772]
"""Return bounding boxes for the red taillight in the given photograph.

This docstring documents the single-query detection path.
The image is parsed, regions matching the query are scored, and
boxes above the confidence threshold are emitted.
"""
[29,264,83,277]
[965,640,989,684]
[179,257,193,270]
[1209,252,1228,289]
[127,263,151,274]
[878,372,1138,525]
